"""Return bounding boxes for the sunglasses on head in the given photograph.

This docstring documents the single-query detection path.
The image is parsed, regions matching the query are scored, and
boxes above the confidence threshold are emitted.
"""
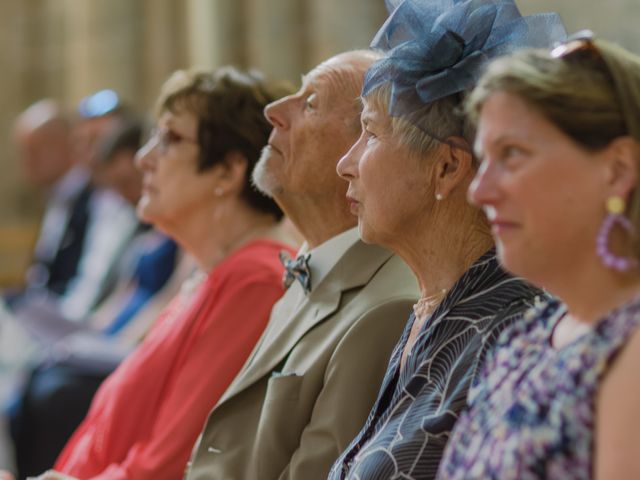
[550,30,637,145]
[550,29,603,64]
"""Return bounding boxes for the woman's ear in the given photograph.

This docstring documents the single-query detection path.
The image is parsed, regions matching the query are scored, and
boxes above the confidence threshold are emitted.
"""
[604,136,639,200]
[432,136,474,199]
[215,151,249,194]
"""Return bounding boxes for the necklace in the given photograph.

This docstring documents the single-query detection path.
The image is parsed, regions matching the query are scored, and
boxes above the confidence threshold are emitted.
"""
[412,288,448,319]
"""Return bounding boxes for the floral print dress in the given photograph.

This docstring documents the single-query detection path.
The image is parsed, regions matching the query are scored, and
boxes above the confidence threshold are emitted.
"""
[438,296,640,480]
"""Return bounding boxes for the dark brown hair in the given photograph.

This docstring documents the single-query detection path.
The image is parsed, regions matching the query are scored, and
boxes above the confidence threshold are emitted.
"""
[157,67,294,219]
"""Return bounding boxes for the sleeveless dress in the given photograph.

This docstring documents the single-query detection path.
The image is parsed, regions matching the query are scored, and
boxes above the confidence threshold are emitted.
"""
[438,296,640,479]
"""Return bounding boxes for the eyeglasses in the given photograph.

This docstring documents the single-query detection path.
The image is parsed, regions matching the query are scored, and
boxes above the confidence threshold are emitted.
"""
[550,29,621,91]
[146,128,199,155]
[78,89,121,118]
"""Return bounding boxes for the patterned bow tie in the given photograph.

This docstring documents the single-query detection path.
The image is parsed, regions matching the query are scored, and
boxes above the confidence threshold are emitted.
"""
[279,251,312,294]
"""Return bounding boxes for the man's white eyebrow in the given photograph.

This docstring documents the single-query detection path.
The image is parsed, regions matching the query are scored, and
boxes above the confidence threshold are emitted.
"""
[300,74,319,92]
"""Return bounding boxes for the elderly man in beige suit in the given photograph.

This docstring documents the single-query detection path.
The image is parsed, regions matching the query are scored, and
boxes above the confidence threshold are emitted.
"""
[185,50,419,480]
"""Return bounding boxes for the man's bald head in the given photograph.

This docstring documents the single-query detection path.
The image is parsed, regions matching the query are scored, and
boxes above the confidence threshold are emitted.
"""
[306,50,382,134]
[14,99,74,188]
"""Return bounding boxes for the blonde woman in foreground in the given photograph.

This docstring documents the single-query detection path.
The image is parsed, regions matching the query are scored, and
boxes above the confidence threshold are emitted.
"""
[439,32,640,479]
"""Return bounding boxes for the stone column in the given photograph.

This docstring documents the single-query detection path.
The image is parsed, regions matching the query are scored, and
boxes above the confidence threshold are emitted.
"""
[62,0,144,108]
[140,0,188,110]
[306,0,387,70]
[518,0,640,53]
[185,0,245,70]
[245,0,306,83]
[0,0,48,221]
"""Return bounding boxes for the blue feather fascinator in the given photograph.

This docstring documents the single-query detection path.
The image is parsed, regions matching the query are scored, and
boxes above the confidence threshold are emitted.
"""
[364,0,566,124]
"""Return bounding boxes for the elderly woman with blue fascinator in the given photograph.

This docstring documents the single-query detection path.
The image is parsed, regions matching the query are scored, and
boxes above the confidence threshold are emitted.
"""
[328,1,565,479]
[438,32,640,479]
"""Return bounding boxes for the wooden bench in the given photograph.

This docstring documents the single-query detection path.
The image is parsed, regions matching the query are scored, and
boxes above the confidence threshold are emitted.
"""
[0,223,39,288]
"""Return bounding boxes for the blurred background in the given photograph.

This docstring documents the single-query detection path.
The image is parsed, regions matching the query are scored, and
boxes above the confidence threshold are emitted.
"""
[0,0,639,286]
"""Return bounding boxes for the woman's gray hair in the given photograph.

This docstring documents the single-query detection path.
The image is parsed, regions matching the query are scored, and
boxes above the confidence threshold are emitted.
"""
[364,84,475,159]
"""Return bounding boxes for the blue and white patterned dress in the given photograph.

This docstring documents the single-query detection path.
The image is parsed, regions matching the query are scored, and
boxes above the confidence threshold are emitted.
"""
[437,296,640,479]
[328,249,542,480]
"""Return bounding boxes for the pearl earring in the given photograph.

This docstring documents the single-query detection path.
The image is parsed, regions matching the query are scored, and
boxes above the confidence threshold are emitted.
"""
[435,193,443,201]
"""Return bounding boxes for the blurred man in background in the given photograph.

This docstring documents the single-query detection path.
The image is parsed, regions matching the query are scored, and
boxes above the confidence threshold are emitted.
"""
[10,91,140,321]
[12,99,91,301]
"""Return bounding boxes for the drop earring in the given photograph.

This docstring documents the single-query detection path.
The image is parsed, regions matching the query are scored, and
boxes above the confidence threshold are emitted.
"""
[596,195,638,271]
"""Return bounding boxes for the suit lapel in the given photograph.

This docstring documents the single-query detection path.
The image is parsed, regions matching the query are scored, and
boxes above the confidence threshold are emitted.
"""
[218,240,393,403]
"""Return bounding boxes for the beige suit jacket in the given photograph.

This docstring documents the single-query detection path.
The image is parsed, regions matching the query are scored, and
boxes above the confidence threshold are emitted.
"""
[185,236,418,480]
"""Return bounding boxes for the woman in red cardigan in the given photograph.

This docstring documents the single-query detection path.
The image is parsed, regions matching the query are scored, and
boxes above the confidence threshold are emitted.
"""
[17,67,296,480]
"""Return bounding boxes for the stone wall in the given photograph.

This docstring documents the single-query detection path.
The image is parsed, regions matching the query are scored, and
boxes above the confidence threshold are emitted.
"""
[519,0,640,52]
[0,0,638,282]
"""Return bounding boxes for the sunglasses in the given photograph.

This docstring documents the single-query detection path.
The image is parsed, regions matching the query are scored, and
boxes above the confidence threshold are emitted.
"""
[550,29,604,66]
[550,31,637,146]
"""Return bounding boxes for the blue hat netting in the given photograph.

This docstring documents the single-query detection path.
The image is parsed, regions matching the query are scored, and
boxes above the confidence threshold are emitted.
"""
[364,0,566,134]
